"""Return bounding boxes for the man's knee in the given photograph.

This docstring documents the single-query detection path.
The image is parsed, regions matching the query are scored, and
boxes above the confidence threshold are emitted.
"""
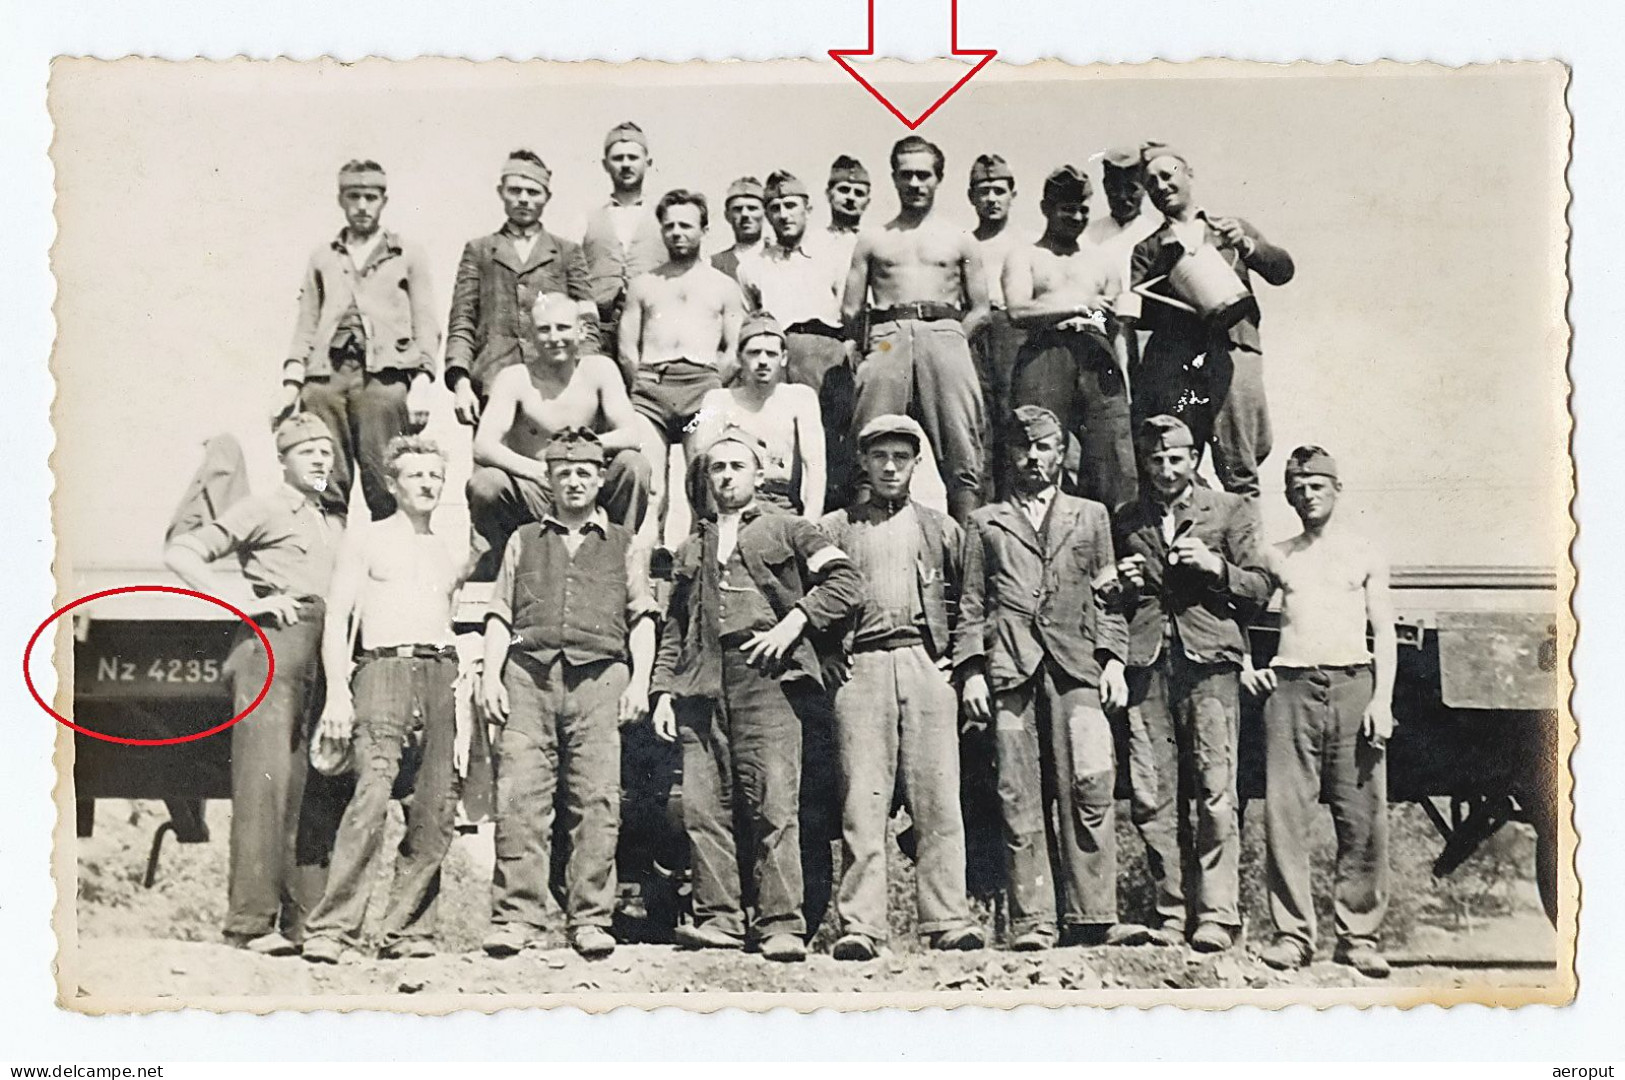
[610,447,653,490]
[466,466,512,512]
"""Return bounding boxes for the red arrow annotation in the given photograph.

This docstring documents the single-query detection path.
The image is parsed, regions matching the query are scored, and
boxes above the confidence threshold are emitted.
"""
[829,0,997,130]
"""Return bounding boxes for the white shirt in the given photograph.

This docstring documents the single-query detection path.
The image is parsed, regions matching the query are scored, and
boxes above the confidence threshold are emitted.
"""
[509,231,540,264]
[717,510,742,564]
[738,234,845,329]
[607,200,644,250]
[1014,485,1058,533]
[1083,206,1163,307]
[344,231,384,273]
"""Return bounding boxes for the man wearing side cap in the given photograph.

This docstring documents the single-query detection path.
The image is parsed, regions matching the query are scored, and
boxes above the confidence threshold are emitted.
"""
[1128,145,1295,498]
[1244,447,1395,978]
[1004,164,1139,512]
[824,155,873,274]
[711,176,767,284]
[583,122,667,361]
[955,405,1143,951]
[819,414,985,959]
[1108,414,1272,952]
[738,170,855,509]
[650,426,864,962]
[967,153,1028,501]
[479,428,659,961]
[164,413,351,955]
[1083,144,1165,302]
[282,159,440,520]
[445,149,601,428]
[842,135,992,525]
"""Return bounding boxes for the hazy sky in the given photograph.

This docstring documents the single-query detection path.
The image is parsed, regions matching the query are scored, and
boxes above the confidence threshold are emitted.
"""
[50,59,1568,574]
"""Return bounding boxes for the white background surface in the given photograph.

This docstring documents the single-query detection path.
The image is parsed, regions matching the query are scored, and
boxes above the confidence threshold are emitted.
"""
[4,0,1621,1061]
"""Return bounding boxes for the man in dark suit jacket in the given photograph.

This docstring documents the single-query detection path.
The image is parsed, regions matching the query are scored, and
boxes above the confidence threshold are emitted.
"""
[444,150,601,426]
[1127,145,1294,498]
[1109,414,1273,952]
[954,406,1140,951]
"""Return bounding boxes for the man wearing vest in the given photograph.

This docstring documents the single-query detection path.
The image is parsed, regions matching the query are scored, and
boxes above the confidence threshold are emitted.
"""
[445,150,602,427]
[819,414,986,960]
[480,428,659,961]
[582,122,667,361]
[282,160,440,520]
[955,405,1141,951]
[650,426,864,962]
[1109,414,1273,952]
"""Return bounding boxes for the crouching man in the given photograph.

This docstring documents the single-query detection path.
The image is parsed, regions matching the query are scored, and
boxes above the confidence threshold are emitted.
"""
[955,405,1143,951]
[302,436,467,963]
[1247,446,1395,978]
[481,428,659,960]
[820,415,985,959]
[650,427,864,962]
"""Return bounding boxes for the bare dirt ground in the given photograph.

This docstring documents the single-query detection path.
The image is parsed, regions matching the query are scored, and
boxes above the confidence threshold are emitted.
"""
[67,799,1558,1002]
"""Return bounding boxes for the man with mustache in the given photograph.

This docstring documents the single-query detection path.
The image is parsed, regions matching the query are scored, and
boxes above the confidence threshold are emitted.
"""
[582,122,667,362]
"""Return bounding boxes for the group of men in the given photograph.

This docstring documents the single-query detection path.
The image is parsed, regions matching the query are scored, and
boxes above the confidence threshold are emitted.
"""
[158,121,1398,979]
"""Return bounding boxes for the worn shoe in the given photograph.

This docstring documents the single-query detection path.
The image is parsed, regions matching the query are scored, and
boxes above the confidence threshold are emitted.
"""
[832,933,881,961]
[1260,937,1312,971]
[930,925,987,952]
[227,931,300,957]
[482,924,536,958]
[378,938,437,960]
[1335,942,1392,979]
[571,926,617,960]
[1069,923,1153,947]
[674,922,746,951]
[1009,930,1053,952]
[1190,922,1238,953]
[300,936,344,965]
[1145,922,1185,947]
[760,933,808,963]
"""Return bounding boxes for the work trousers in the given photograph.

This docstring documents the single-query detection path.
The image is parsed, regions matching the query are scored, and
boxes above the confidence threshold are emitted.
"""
[833,644,972,941]
[299,362,415,520]
[857,318,986,523]
[304,654,459,949]
[467,452,651,553]
[1265,665,1389,950]
[995,659,1119,938]
[1012,331,1138,513]
[785,331,856,514]
[677,649,815,940]
[1136,337,1272,498]
[1126,650,1243,931]
[223,598,351,940]
[971,311,1027,501]
[491,655,625,932]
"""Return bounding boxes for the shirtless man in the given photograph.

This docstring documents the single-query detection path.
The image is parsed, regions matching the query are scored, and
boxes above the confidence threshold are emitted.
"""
[966,154,1026,500]
[690,313,826,517]
[1004,165,1138,511]
[841,136,991,524]
[302,436,468,963]
[468,293,653,561]
[1243,446,1396,979]
[619,189,746,549]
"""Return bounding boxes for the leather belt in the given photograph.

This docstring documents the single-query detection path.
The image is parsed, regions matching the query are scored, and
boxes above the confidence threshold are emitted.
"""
[868,302,964,325]
[357,644,458,662]
[784,320,845,340]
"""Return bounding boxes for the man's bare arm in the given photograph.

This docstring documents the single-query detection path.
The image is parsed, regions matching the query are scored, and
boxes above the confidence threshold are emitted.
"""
[592,356,649,453]
[718,282,744,383]
[959,234,992,337]
[320,533,367,704]
[793,387,828,520]
[471,372,547,482]
[1365,550,1398,719]
[617,277,647,382]
[840,235,873,339]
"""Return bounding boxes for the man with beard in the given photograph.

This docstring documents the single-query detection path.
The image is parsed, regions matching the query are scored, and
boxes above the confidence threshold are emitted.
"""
[445,150,601,428]
[164,414,349,955]
[1128,146,1295,498]
[620,189,746,550]
[1109,415,1273,952]
[842,135,991,524]
[955,406,1142,951]
[967,154,1027,501]
[711,176,767,284]
[1004,165,1139,512]
[824,154,873,272]
[650,428,863,961]
[467,293,652,567]
[282,160,438,519]
[582,122,667,361]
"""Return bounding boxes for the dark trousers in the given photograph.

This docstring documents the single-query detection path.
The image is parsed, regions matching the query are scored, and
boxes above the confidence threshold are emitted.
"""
[1012,331,1138,512]
[971,310,1027,501]
[223,599,351,940]
[492,655,625,932]
[299,363,415,520]
[677,650,814,940]
[1126,651,1242,931]
[995,659,1118,938]
[466,452,651,563]
[1135,337,1272,498]
[1265,665,1389,950]
[304,654,459,949]
[785,330,856,514]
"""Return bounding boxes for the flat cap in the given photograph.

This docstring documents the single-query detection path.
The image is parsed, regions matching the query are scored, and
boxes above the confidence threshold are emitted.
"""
[1284,444,1339,481]
[543,427,607,466]
[738,312,786,348]
[1136,414,1195,451]
[828,155,871,186]
[1042,164,1091,203]
[764,170,810,201]
[275,413,335,453]
[604,121,648,152]
[857,413,926,452]
[969,153,1014,185]
[1011,405,1063,443]
[725,176,765,205]
[702,423,769,466]
[337,160,387,192]
[1140,141,1188,167]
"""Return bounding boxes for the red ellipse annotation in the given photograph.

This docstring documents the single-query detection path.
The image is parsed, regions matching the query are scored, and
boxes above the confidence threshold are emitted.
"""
[22,585,274,746]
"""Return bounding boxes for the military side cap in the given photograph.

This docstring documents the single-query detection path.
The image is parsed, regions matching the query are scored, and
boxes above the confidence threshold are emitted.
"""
[725,176,765,205]
[738,312,786,348]
[604,121,648,152]
[1136,414,1195,451]
[1285,444,1339,480]
[828,155,871,186]
[501,153,551,189]
[969,153,1014,184]
[857,414,926,452]
[764,170,810,200]
[337,160,387,192]
[1101,145,1145,175]
[1012,405,1063,443]
[275,412,335,453]
[702,423,769,466]
[543,427,607,465]
[1043,164,1091,203]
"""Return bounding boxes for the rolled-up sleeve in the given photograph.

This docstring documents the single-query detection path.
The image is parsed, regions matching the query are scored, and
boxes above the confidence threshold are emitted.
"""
[486,531,525,627]
[625,539,660,625]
